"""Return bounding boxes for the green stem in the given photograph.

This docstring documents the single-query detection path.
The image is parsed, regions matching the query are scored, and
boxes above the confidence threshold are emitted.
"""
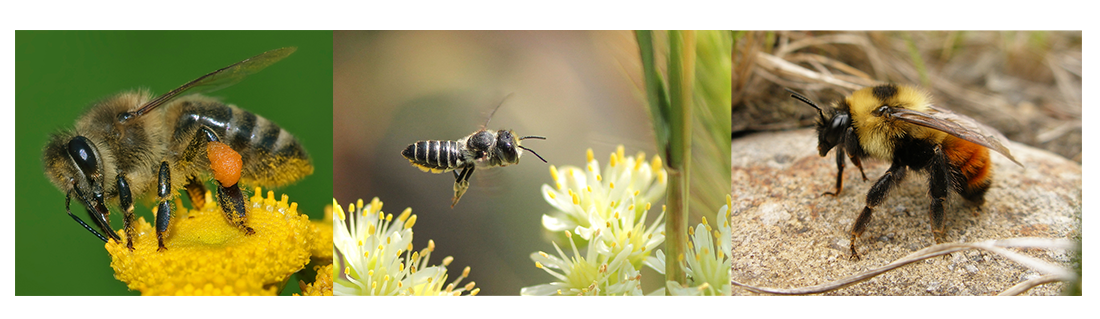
[665,30,695,292]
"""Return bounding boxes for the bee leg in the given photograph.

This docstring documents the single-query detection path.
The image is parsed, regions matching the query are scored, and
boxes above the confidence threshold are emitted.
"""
[849,154,868,182]
[451,167,474,208]
[189,126,254,235]
[155,162,173,251]
[64,191,109,243]
[928,145,949,245]
[216,182,254,235]
[850,161,907,261]
[185,176,207,209]
[117,174,136,251]
[843,127,869,182]
[825,145,846,196]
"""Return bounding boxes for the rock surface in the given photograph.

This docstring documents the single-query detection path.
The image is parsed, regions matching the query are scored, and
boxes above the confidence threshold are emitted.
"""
[730,129,1081,295]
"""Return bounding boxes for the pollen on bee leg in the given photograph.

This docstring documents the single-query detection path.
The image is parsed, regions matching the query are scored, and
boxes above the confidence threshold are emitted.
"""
[206,141,242,188]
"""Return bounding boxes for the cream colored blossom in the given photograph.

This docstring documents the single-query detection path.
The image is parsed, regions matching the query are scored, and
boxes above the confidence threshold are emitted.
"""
[333,198,476,296]
[525,146,666,295]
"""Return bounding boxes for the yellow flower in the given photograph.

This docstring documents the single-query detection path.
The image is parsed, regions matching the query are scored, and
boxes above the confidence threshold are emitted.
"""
[105,188,315,296]
[309,206,335,264]
[295,264,334,296]
[333,198,477,296]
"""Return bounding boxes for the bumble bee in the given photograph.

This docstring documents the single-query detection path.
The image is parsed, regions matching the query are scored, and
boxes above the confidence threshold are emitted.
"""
[788,84,1021,260]
[43,47,313,251]
[401,94,547,208]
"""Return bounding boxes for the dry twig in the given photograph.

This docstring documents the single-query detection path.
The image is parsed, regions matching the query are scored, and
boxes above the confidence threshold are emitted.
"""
[731,238,1078,295]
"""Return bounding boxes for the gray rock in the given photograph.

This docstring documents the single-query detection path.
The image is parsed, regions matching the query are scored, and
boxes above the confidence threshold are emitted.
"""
[730,129,1080,295]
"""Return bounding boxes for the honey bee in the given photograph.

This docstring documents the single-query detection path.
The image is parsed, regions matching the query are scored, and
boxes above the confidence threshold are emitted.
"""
[43,47,313,251]
[401,94,547,208]
[788,84,1022,260]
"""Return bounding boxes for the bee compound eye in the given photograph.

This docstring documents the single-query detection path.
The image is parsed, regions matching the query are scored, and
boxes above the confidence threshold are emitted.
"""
[830,116,844,130]
[873,105,891,117]
[67,136,100,175]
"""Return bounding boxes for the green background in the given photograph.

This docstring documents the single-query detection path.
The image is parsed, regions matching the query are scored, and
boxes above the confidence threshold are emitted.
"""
[15,31,333,295]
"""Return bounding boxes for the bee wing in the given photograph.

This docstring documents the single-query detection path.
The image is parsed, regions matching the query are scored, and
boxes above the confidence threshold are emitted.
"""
[889,106,1022,166]
[129,47,297,118]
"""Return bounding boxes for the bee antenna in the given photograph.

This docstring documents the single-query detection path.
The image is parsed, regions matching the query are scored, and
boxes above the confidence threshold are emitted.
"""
[519,135,546,140]
[785,88,825,120]
[519,145,548,163]
[484,93,515,128]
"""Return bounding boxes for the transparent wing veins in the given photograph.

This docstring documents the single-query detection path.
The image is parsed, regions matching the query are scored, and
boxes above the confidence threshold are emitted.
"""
[888,106,1022,166]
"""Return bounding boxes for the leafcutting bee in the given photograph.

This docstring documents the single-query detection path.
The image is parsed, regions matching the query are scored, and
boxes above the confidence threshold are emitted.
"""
[401,94,547,208]
[43,47,313,251]
[788,84,1022,260]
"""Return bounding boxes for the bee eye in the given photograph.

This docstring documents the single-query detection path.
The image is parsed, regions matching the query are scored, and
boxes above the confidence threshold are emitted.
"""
[67,136,99,175]
[829,115,847,131]
[873,105,890,116]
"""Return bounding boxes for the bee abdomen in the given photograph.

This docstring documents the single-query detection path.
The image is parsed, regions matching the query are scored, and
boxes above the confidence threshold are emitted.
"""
[402,140,463,173]
[943,137,992,202]
[174,99,312,187]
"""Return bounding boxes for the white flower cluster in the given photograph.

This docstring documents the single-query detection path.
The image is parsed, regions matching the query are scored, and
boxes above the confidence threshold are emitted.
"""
[333,198,476,296]
[523,146,668,295]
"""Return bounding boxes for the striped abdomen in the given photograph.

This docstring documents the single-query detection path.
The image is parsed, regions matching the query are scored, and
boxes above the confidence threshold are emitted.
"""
[402,140,466,173]
[171,97,313,187]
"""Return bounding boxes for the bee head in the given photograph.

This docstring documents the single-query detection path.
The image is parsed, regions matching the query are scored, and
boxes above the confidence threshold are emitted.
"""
[786,89,850,157]
[43,133,106,197]
[494,129,547,165]
[494,130,520,164]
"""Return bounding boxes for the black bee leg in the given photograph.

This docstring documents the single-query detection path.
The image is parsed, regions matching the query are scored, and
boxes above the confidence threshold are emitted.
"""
[180,126,221,163]
[848,153,868,182]
[155,162,173,251]
[65,191,109,243]
[117,174,136,250]
[216,182,254,235]
[843,127,868,182]
[185,176,207,209]
[186,126,254,235]
[451,167,475,208]
[825,145,846,196]
[928,145,949,245]
[850,161,907,261]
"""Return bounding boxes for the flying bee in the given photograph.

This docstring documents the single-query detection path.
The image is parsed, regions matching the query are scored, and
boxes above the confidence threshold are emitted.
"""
[788,84,1022,260]
[43,47,313,251]
[401,94,547,208]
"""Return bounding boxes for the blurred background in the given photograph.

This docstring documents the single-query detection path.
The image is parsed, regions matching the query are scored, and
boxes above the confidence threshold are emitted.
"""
[15,31,334,295]
[333,31,679,295]
[732,31,1081,162]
